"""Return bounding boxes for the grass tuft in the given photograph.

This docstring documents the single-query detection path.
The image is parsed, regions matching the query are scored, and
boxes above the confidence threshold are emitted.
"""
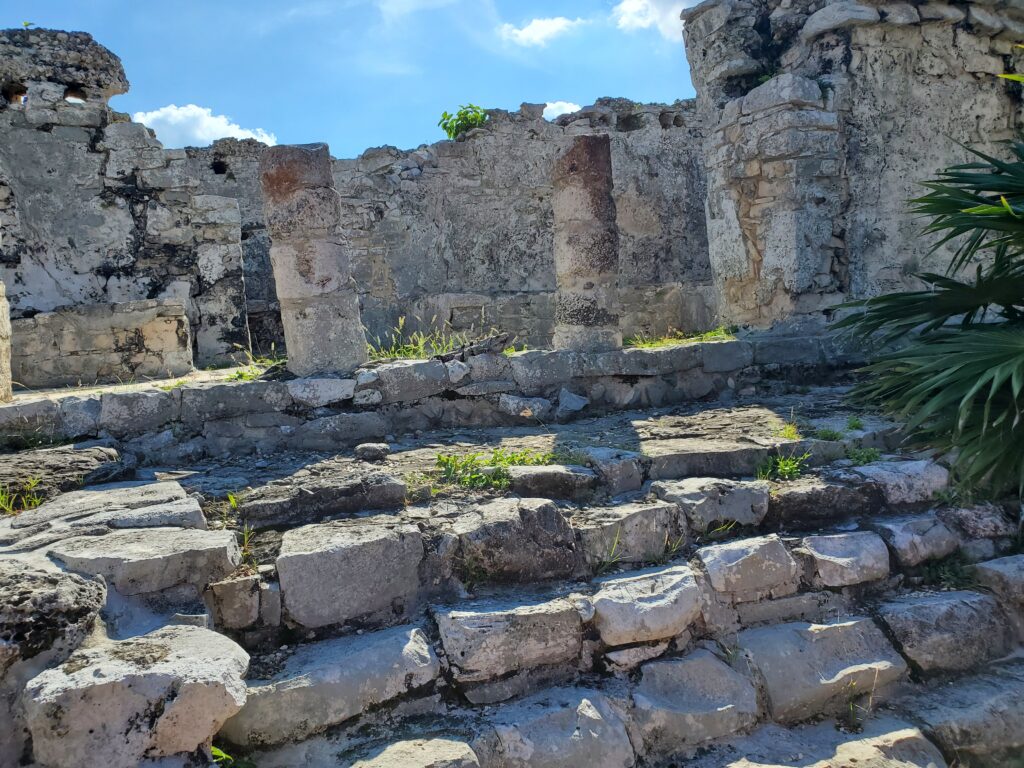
[434,447,557,490]
[624,325,736,349]
[757,451,812,481]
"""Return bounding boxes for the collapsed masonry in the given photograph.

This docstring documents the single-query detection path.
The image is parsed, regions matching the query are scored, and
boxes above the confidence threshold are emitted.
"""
[1,2,1022,385]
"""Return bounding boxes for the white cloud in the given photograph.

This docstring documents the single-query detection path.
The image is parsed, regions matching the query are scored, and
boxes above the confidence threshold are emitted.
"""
[498,17,584,47]
[612,0,691,40]
[543,101,581,120]
[132,104,277,149]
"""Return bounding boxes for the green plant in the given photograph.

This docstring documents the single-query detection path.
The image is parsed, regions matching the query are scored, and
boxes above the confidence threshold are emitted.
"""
[595,527,623,575]
[835,139,1024,496]
[157,379,187,391]
[846,446,882,465]
[623,325,735,349]
[225,344,286,382]
[212,746,257,768]
[367,315,479,360]
[0,477,44,516]
[22,21,35,28]
[238,524,259,571]
[438,104,488,139]
[846,416,864,431]
[776,422,802,441]
[919,552,978,590]
[757,451,812,481]
[434,447,557,491]
[814,428,844,441]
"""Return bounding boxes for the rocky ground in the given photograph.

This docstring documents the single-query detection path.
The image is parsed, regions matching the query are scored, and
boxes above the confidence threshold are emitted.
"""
[1,384,1022,768]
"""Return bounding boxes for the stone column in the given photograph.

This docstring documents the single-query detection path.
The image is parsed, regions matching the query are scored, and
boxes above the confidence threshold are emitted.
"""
[0,280,11,402]
[259,143,367,376]
[551,134,622,351]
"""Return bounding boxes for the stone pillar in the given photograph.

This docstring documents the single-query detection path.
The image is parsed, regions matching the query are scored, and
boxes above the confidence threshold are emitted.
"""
[551,134,621,351]
[259,143,367,376]
[0,280,11,402]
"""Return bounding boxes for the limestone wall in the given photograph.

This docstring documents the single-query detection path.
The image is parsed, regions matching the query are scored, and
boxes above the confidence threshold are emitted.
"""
[683,0,1024,326]
[0,29,250,371]
[10,299,192,388]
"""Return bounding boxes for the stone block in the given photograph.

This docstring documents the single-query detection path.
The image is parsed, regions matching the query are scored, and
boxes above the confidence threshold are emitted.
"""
[800,2,880,41]
[204,574,261,630]
[738,617,907,722]
[975,555,1024,635]
[372,359,449,403]
[350,739,480,768]
[633,649,759,755]
[936,503,1018,540]
[285,377,355,407]
[697,534,801,603]
[277,520,423,628]
[795,532,890,587]
[435,597,582,686]
[653,477,769,530]
[591,565,703,646]
[498,393,553,421]
[853,460,948,504]
[700,340,753,373]
[508,464,597,501]
[574,501,682,568]
[98,389,180,437]
[876,591,1011,673]
[583,446,645,494]
[220,625,439,747]
[741,74,824,115]
[870,513,959,567]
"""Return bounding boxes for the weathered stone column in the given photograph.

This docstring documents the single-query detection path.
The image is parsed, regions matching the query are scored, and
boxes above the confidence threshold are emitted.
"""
[259,143,367,376]
[551,134,621,351]
[0,279,11,402]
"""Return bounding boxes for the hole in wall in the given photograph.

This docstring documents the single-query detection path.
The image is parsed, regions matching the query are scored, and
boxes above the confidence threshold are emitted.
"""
[2,82,27,105]
[63,86,87,103]
[211,160,229,175]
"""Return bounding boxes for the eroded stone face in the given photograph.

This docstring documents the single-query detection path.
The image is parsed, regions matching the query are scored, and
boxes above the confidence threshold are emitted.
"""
[591,565,703,647]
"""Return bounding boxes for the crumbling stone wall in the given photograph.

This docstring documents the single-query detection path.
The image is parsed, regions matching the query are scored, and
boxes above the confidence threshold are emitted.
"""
[683,0,1024,327]
[0,28,249,377]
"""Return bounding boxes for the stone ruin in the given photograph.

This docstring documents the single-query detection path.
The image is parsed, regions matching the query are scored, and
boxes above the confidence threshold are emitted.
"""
[1,3,1024,768]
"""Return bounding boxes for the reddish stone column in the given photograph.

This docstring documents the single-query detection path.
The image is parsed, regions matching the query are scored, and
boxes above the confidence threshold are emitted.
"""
[551,134,621,351]
[259,143,367,376]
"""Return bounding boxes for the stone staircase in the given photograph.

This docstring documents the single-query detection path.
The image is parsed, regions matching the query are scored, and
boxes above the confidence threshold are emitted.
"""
[3,387,1023,767]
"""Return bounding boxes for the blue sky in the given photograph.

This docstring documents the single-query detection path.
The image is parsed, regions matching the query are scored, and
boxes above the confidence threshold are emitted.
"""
[6,0,696,157]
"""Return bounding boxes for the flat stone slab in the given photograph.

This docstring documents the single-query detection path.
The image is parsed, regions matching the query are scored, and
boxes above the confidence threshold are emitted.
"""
[697,534,800,603]
[448,498,579,583]
[10,481,189,529]
[277,519,423,629]
[219,625,439,748]
[899,661,1024,763]
[869,513,959,567]
[795,532,889,587]
[434,596,582,686]
[738,617,908,722]
[24,625,248,768]
[49,527,240,595]
[350,738,480,767]
[591,565,703,646]
[975,554,1024,636]
[473,687,635,768]
[685,716,947,768]
[876,590,1011,673]
[573,501,682,568]
[633,649,759,756]
[0,444,133,504]
[765,473,882,528]
[508,465,597,502]
[652,477,769,530]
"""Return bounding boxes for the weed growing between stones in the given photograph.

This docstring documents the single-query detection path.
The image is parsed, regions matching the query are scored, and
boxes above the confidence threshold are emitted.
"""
[919,553,978,591]
[595,526,624,575]
[367,315,482,361]
[434,448,557,490]
[225,344,286,382]
[0,476,43,515]
[211,745,256,768]
[846,446,882,465]
[776,422,802,441]
[757,451,812,481]
[157,379,187,391]
[846,416,864,431]
[238,523,259,573]
[623,325,735,349]
[814,427,844,441]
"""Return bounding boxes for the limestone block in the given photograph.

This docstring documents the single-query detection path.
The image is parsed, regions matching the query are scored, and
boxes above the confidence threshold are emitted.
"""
[741,73,824,115]
[573,501,683,567]
[800,2,880,41]
[219,625,439,747]
[288,411,390,452]
[351,739,480,768]
[738,617,907,722]
[853,460,948,504]
[700,340,753,373]
[372,359,449,403]
[24,626,248,768]
[507,464,597,501]
[354,442,391,461]
[449,498,579,583]
[472,688,635,768]
[652,477,769,530]
[936,503,1018,540]
[870,513,959,567]
[795,532,890,587]
[277,520,423,628]
[604,641,670,672]
[633,649,759,755]
[766,473,883,528]
[180,381,291,427]
[697,534,801,603]
[434,597,582,685]
[508,350,573,395]
[498,393,553,420]
[98,389,180,437]
[901,661,1024,762]
[973,554,1024,637]
[583,446,646,494]
[285,377,355,407]
[555,387,589,420]
[49,528,240,595]
[876,591,1011,673]
[591,565,703,646]
[968,5,1005,34]
[204,574,261,630]
[918,3,965,22]
[882,2,920,24]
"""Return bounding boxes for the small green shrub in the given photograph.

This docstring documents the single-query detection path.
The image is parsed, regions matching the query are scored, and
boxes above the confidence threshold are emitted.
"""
[846,446,882,465]
[438,104,488,139]
[776,422,802,441]
[757,451,812,481]
[434,448,556,490]
[846,416,864,431]
[624,325,735,349]
[367,316,479,360]
[814,428,844,441]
